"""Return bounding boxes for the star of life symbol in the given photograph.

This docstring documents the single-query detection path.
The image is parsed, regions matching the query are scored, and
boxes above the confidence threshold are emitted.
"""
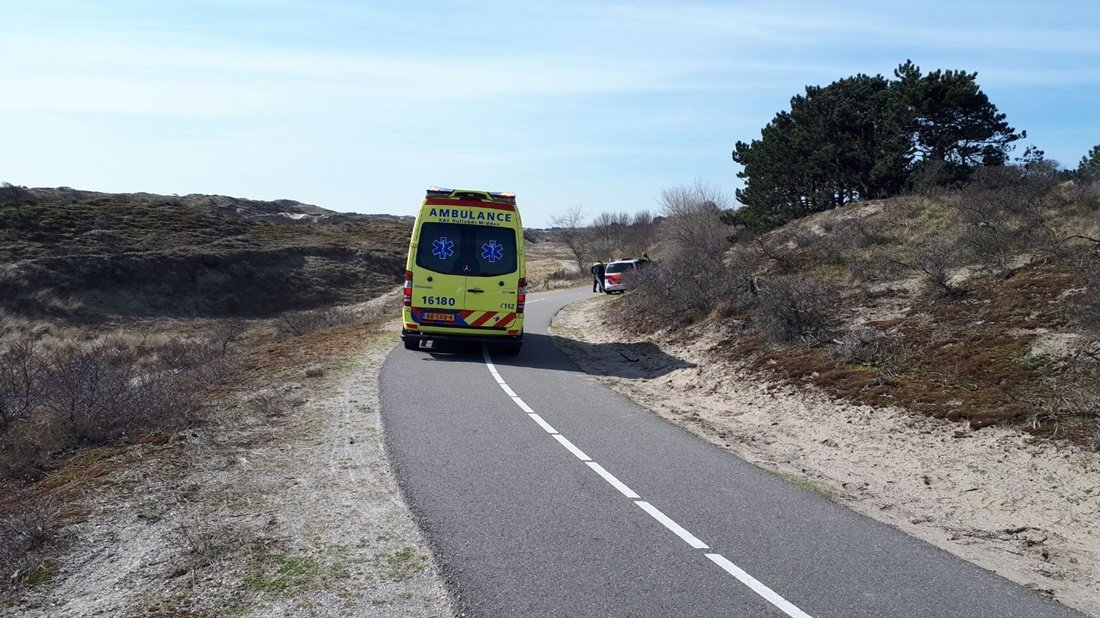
[432,236,454,260]
[481,240,504,263]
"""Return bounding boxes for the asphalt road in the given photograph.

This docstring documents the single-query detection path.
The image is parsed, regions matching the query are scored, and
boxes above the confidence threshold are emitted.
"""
[380,286,1084,617]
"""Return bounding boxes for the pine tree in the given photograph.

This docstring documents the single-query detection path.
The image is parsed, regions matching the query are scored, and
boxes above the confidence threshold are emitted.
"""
[729,74,907,230]
[1078,145,1100,182]
[729,61,1026,230]
[893,60,1024,185]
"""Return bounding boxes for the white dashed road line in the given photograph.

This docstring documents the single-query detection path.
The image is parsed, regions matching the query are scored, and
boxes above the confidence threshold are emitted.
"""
[707,554,814,618]
[482,346,814,618]
[634,501,710,549]
[529,413,558,434]
[586,461,640,499]
[552,434,591,461]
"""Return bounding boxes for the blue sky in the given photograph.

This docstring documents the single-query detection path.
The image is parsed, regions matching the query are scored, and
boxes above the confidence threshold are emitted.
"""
[2,1,1098,227]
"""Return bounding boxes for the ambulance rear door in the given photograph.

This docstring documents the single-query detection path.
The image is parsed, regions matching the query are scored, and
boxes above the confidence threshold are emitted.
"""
[413,221,470,326]
[414,221,519,329]
[458,224,520,330]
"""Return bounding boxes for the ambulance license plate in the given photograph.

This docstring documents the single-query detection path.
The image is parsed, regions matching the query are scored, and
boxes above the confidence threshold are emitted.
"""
[424,312,454,322]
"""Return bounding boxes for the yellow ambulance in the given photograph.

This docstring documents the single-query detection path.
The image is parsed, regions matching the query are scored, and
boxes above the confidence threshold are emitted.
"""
[401,188,526,355]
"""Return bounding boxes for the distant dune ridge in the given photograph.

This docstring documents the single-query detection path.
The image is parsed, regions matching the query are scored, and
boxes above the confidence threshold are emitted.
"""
[0,185,413,318]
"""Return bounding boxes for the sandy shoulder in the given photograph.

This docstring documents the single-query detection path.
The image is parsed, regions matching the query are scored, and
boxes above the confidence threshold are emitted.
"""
[7,328,452,618]
[552,295,1100,617]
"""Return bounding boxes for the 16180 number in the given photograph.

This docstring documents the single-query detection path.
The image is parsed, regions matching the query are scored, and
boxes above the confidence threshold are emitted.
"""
[421,296,456,306]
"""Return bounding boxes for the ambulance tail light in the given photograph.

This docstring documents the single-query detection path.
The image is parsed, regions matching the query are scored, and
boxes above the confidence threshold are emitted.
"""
[402,270,413,307]
[517,277,526,314]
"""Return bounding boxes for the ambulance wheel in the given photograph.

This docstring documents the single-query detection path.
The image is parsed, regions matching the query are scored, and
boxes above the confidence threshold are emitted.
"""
[499,343,522,356]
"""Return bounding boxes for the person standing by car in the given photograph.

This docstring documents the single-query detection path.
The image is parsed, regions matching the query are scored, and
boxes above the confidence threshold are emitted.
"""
[590,259,606,293]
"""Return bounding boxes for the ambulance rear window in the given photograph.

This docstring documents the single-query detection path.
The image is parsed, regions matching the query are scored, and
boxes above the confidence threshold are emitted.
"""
[416,222,518,277]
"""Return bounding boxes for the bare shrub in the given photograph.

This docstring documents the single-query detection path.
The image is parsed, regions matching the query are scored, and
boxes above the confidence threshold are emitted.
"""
[756,278,838,343]
[811,220,861,269]
[550,206,659,268]
[1070,265,1100,337]
[166,509,277,580]
[621,182,742,327]
[851,212,894,247]
[1072,299,1100,338]
[888,239,966,298]
[829,328,911,379]
[958,222,1014,274]
[624,210,657,258]
[907,159,960,197]
[957,164,1061,274]
[0,426,52,480]
[658,180,731,250]
[250,389,293,419]
[913,241,960,297]
[830,328,889,365]
[209,319,246,355]
[0,330,241,589]
[40,341,207,446]
[43,344,141,444]
[0,484,59,588]
[1067,179,1100,213]
[590,211,634,259]
[742,235,805,276]
[849,247,909,283]
[549,206,591,270]
[0,338,46,431]
[622,257,749,328]
[1028,374,1100,443]
[158,338,236,387]
[278,307,358,337]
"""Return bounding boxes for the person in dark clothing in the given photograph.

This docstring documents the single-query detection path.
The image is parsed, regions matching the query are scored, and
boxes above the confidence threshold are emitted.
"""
[590,260,606,293]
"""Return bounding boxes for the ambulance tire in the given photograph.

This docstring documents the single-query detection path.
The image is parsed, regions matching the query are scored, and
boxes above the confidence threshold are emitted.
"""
[403,338,418,351]
[499,342,522,356]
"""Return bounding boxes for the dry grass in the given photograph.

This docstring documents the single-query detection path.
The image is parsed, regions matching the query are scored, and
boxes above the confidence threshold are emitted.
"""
[525,236,587,291]
[732,265,1098,436]
[0,327,244,592]
[0,304,393,601]
[623,176,1100,446]
[277,306,359,337]
[0,186,421,606]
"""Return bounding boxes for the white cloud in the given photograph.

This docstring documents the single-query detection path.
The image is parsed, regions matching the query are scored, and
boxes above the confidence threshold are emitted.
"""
[2,32,726,119]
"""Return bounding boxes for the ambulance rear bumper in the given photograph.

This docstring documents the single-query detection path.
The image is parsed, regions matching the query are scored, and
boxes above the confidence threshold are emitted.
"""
[401,330,522,350]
